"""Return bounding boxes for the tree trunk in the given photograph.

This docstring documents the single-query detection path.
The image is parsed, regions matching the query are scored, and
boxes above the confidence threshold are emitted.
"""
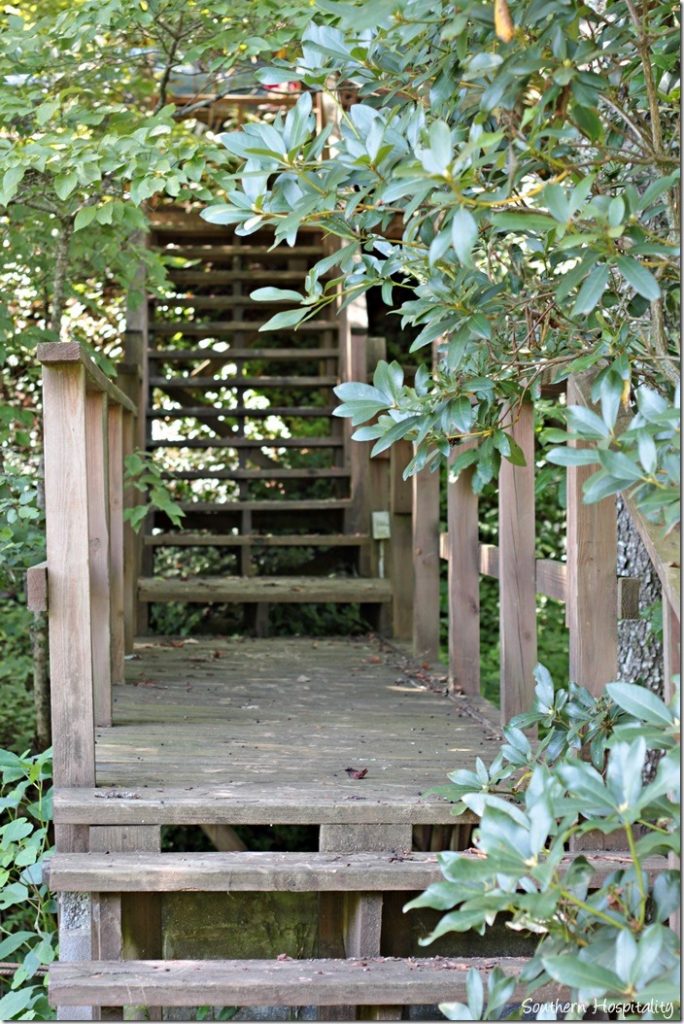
[616,496,664,697]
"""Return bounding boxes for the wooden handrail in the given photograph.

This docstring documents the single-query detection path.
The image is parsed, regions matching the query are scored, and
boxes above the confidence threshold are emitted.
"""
[37,342,138,415]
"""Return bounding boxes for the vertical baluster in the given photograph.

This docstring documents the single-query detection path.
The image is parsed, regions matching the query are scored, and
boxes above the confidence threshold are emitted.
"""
[447,444,480,694]
[85,392,112,728]
[107,404,125,684]
[498,400,537,721]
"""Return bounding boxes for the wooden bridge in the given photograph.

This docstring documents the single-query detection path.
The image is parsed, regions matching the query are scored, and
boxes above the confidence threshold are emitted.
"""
[29,151,680,1018]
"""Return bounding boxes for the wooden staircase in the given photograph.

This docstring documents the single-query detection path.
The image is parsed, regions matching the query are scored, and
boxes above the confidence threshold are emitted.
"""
[132,208,392,635]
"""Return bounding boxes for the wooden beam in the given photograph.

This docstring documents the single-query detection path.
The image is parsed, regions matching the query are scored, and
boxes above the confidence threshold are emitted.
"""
[121,411,137,655]
[26,561,48,613]
[623,493,680,613]
[412,462,440,663]
[138,576,392,604]
[447,447,479,695]
[107,406,125,684]
[498,402,537,722]
[38,343,137,415]
[566,376,618,694]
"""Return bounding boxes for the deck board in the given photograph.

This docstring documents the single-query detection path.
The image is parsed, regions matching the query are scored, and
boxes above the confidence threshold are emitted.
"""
[84,637,502,825]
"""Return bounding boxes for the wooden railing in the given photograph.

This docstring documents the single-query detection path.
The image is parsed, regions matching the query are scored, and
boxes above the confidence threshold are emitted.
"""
[432,384,681,723]
[27,343,138,848]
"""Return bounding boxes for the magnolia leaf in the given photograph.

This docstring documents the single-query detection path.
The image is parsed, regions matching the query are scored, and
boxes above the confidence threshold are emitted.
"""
[616,255,661,300]
[451,207,478,264]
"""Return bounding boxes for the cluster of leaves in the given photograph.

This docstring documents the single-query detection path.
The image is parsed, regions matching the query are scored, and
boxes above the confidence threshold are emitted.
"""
[203,0,679,526]
[0,747,55,1022]
[404,671,680,1019]
[124,449,186,531]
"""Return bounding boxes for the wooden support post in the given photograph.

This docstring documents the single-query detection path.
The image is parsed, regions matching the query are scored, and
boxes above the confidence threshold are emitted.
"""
[90,826,162,1022]
[85,393,112,728]
[663,597,680,703]
[566,377,617,693]
[345,329,371,538]
[447,445,480,695]
[318,825,410,1021]
[498,401,537,722]
[42,359,96,1021]
[389,441,413,641]
[121,410,137,655]
[107,405,125,685]
[412,461,441,663]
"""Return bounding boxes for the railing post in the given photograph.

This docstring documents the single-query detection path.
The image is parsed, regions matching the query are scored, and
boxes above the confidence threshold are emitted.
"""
[85,392,113,729]
[41,357,96,853]
[108,404,125,685]
[412,458,441,663]
[447,444,480,695]
[121,409,138,655]
[566,376,618,693]
[389,440,413,641]
[498,400,537,721]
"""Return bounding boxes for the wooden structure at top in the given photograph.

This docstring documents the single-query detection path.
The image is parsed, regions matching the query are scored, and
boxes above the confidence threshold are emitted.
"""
[27,93,680,1020]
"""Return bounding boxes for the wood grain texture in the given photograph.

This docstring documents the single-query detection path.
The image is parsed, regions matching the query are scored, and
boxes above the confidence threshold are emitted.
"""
[144,533,370,548]
[411,463,440,662]
[498,402,537,722]
[566,377,617,694]
[86,393,112,729]
[138,576,392,604]
[38,343,136,415]
[107,406,125,684]
[447,448,479,695]
[46,849,666,893]
[26,561,48,612]
[49,957,562,1008]
[42,362,95,852]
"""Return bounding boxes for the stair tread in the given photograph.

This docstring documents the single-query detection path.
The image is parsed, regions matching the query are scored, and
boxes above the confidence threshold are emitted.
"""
[153,296,299,309]
[138,575,392,603]
[150,320,338,334]
[148,438,343,448]
[144,533,371,547]
[161,468,349,480]
[150,376,337,388]
[50,956,547,1008]
[160,245,326,258]
[147,348,339,360]
[167,269,325,283]
[177,499,351,511]
[147,406,335,418]
[47,849,661,894]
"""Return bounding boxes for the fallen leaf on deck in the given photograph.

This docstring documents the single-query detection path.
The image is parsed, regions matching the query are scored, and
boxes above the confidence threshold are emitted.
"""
[345,767,368,779]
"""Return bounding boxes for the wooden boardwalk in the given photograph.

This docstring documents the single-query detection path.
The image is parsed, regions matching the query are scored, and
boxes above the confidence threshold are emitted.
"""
[86,636,500,825]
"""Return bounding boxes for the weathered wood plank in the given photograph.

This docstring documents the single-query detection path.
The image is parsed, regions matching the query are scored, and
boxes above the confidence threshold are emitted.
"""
[107,407,125,684]
[622,493,680,612]
[85,393,112,729]
[144,533,370,548]
[38,343,137,415]
[566,377,618,694]
[42,361,95,853]
[447,447,479,695]
[412,462,440,662]
[49,957,563,1008]
[26,561,48,612]
[54,787,476,827]
[498,402,537,721]
[138,576,392,604]
[121,411,137,655]
[46,849,666,893]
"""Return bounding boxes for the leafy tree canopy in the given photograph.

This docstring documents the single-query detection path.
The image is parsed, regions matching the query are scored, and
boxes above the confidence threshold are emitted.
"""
[204,0,680,527]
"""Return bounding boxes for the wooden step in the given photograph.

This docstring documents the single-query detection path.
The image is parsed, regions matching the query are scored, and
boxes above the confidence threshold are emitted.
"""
[149,320,338,335]
[138,575,392,604]
[160,468,349,481]
[153,296,308,310]
[148,437,343,449]
[47,849,662,894]
[177,499,351,512]
[50,956,552,1009]
[144,533,370,547]
[150,376,337,389]
[147,348,339,361]
[160,244,326,259]
[46,851,440,892]
[147,406,335,419]
[167,269,326,284]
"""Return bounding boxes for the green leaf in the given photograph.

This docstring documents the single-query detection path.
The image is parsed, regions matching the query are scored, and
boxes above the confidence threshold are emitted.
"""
[541,955,626,996]
[490,211,556,232]
[74,206,97,231]
[544,184,570,222]
[616,255,661,300]
[250,287,303,303]
[54,171,78,201]
[606,682,673,727]
[546,446,600,467]
[571,264,610,315]
[426,120,453,174]
[451,207,478,264]
[258,308,308,332]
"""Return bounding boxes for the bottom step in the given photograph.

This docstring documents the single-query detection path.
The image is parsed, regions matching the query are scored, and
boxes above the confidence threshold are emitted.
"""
[138,576,392,604]
[50,956,559,1007]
